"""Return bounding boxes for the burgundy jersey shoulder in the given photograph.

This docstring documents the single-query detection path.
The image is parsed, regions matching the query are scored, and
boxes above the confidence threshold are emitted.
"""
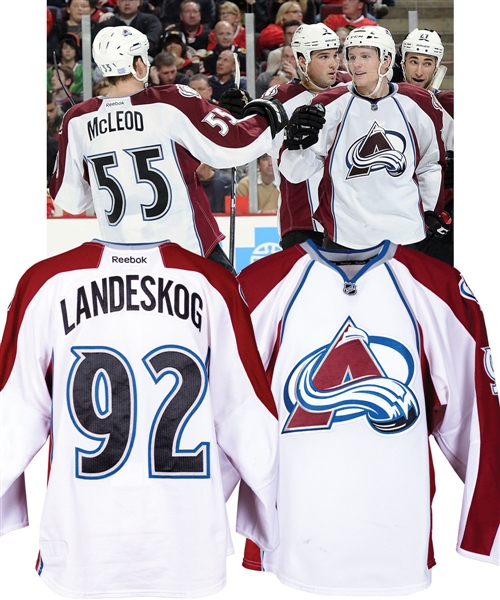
[0,243,105,389]
[395,82,443,111]
[310,84,350,108]
[336,71,352,84]
[237,245,307,312]
[435,90,454,118]
[61,96,104,123]
[263,80,307,103]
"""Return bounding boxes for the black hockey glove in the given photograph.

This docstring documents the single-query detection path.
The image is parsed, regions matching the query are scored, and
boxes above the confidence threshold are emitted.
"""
[425,210,452,238]
[283,103,326,151]
[241,98,288,139]
[218,88,253,120]
[444,150,454,189]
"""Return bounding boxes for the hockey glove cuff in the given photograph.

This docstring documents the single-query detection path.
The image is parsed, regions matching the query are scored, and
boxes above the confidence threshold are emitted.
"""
[425,210,452,238]
[241,98,288,139]
[218,88,253,120]
[284,103,326,150]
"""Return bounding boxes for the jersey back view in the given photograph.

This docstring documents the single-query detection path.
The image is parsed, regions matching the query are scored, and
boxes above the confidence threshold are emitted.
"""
[0,241,279,598]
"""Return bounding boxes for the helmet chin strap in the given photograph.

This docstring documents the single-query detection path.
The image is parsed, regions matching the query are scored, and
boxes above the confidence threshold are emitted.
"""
[132,61,150,86]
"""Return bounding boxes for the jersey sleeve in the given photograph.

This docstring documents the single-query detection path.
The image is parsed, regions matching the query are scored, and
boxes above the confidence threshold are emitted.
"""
[0,274,54,535]
[154,86,275,170]
[396,255,500,564]
[50,106,95,214]
[202,275,280,552]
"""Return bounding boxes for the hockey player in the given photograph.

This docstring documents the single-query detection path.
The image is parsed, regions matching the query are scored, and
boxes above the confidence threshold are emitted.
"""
[398,28,454,265]
[237,239,500,594]
[219,23,351,249]
[279,26,447,252]
[50,26,287,272]
[0,239,280,597]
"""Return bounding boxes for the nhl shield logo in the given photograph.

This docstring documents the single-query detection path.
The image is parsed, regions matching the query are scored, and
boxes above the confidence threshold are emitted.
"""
[343,282,357,296]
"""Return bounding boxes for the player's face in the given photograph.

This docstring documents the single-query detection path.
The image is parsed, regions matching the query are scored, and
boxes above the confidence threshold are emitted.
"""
[117,0,141,17]
[403,53,437,89]
[157,64,177,84]
[216,51,234,76]
[180,2,201,26]
[189,80,212,100]
[215,23,234,47]
[347,46,387,93]
[304,49,339,88]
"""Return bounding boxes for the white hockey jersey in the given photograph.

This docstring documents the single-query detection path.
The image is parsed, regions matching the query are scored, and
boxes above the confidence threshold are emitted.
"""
[237,241,500,595]
[279,83,447,248]
[49,85,275,255]
[0,241,279,598]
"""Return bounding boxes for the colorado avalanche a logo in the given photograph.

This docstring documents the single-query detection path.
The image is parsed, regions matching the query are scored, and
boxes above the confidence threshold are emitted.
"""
[283,318,419,434]
[346,122,406,179]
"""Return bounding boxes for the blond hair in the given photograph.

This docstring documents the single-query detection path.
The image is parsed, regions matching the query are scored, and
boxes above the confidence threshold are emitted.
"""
[275,2,303,25]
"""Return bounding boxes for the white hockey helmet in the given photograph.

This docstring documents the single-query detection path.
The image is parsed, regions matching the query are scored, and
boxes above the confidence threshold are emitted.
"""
[401,28,444,66]
[343,26,395,69]
[92,26,150,83]
[292,23,340,66]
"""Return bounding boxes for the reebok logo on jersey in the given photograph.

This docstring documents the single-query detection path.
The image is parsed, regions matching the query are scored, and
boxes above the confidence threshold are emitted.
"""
[111,256,147,263]
[346,122,406,179]
[104,100,126,108]
[282,318,419,434]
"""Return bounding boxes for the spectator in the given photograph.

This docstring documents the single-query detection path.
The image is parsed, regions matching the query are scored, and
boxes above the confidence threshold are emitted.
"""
[196,163,233,212]
[236,154,280,213]
[335,26,349,70]
[279,26,447,253]
[47,0,95,63]
[260,2,304,50]
[207,2,246,50]
[49,65,82,112]
[163,0,212,51]
[189,73,214,101]
[208,49,247,101]
[47,91,64,138]
[48,33,84,96]
[200,20,246,75]
[160,0,216,31]
[97,0,163,56]
[224,0,270,33]
[150,51,190,85]
[162,30,200,77]
[265,18,301,73]
[323,0,378,32]
[270,0,316,25]
[255,44,298,97]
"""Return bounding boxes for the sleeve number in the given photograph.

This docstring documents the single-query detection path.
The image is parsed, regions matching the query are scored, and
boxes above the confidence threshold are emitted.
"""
[87,145,172,226]
[202,107,238,136]
[67,345,209,480]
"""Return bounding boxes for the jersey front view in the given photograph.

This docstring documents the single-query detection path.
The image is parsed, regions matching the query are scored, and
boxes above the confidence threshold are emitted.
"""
[0,241,279,598]
[238,241,500,595]
[279,83,447,249]
[50,84,275,255]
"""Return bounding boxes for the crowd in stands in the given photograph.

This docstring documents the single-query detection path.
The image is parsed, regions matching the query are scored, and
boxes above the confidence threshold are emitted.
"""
[47,0,421,217]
